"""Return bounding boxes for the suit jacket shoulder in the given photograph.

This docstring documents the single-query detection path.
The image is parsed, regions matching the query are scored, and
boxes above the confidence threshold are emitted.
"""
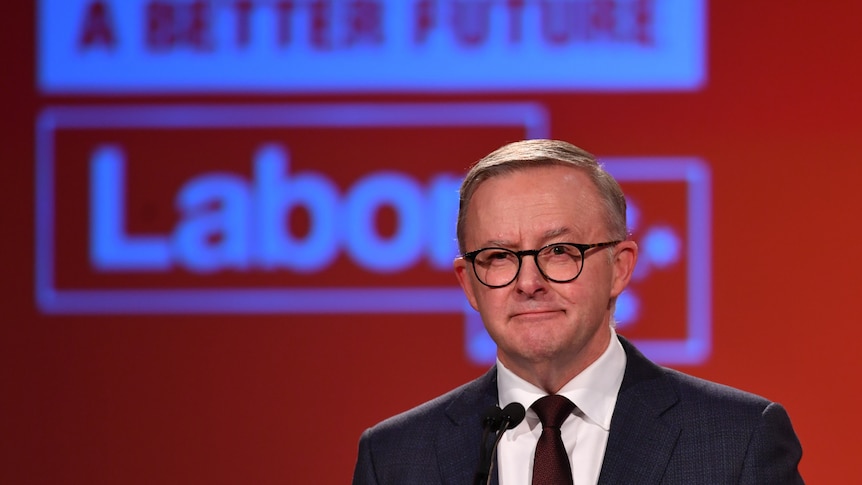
[599,337,804,484]
[352,368,498,485]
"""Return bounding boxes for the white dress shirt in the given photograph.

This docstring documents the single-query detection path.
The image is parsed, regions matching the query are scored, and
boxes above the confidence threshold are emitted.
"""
[496,327,627,485]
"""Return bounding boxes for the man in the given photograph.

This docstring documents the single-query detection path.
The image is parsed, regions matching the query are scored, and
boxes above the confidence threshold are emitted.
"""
[352,139,803,484]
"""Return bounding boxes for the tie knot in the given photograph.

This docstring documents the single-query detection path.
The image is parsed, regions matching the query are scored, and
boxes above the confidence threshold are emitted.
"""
[532,395,575,429]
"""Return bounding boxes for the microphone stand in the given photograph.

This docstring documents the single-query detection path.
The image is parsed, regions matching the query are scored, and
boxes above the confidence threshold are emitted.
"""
[474,403,526,485]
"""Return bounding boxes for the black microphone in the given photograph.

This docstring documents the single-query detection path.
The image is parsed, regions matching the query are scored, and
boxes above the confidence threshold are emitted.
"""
[482,405,504,431]
[485,403,525,484]
[474,403,526,485]
[498,402,526,431]
[474,406,503,485]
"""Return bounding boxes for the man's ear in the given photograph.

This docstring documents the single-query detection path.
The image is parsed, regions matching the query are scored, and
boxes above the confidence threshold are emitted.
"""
[610,240,638,298]
[454,257,480,311]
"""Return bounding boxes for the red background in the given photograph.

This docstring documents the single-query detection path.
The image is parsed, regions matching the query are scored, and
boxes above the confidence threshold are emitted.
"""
[3,2,861,483]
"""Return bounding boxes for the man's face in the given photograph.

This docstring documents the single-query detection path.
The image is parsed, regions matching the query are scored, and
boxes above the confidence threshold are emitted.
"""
[454,165,637,380]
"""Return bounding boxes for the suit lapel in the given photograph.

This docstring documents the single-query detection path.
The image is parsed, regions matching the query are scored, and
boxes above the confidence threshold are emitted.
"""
[437,367,499,485]
[445,340,682,484]
[598,337,681,484]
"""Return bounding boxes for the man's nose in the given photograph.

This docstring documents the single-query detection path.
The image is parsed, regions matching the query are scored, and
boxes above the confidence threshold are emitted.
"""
[514,255,548,295]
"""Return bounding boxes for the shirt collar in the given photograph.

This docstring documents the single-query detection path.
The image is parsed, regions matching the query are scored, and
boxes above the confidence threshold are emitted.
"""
[496,327,626,431]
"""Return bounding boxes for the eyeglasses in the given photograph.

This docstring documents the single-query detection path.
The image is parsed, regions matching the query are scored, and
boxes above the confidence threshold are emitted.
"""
[463,241,622,288]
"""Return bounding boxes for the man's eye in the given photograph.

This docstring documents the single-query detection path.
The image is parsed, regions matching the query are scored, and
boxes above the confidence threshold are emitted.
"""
[548,245,574,255]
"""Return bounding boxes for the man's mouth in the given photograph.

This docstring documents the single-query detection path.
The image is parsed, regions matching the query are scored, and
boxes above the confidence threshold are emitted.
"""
[510,309,562,318]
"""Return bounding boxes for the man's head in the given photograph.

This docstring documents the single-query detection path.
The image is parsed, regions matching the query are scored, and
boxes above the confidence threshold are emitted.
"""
[456,139,628,255]
[453,139,638,390]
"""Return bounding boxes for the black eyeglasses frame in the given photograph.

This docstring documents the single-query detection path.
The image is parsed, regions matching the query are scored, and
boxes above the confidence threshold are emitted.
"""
[462,241,622,288]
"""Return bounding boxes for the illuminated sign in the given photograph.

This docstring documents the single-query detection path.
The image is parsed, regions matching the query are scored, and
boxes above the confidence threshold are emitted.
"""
[90,143,458,273]
[35,103,710,365]
[35,102,548,312]
[39,0,707,93]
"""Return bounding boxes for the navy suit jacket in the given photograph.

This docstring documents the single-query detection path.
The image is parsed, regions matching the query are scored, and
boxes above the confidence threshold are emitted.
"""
[352,336,803,484]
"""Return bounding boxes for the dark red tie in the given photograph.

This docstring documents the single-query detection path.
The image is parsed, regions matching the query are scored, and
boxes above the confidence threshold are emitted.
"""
[531,395,575,485]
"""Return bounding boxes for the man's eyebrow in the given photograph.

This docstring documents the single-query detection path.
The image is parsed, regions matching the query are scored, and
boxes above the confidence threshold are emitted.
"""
[480,239,514,248]
[479,227,576,248]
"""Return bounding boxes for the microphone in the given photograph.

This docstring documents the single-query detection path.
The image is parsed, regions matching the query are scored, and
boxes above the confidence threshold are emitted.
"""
[473,403,526,485]
[499,402,526,431]
[481,406,504,452]
[474,406,503,485]
[482,405,504,431]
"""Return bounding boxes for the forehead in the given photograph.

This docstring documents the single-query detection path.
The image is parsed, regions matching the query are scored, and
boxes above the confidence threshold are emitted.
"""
[466,165,606,243]
[471,164,600,205]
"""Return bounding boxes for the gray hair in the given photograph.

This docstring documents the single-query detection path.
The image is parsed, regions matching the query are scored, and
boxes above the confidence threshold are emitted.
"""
[457,139,628,254]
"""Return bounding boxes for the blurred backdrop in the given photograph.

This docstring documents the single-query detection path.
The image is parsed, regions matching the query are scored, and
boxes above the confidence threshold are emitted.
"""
[3,1,861,483]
